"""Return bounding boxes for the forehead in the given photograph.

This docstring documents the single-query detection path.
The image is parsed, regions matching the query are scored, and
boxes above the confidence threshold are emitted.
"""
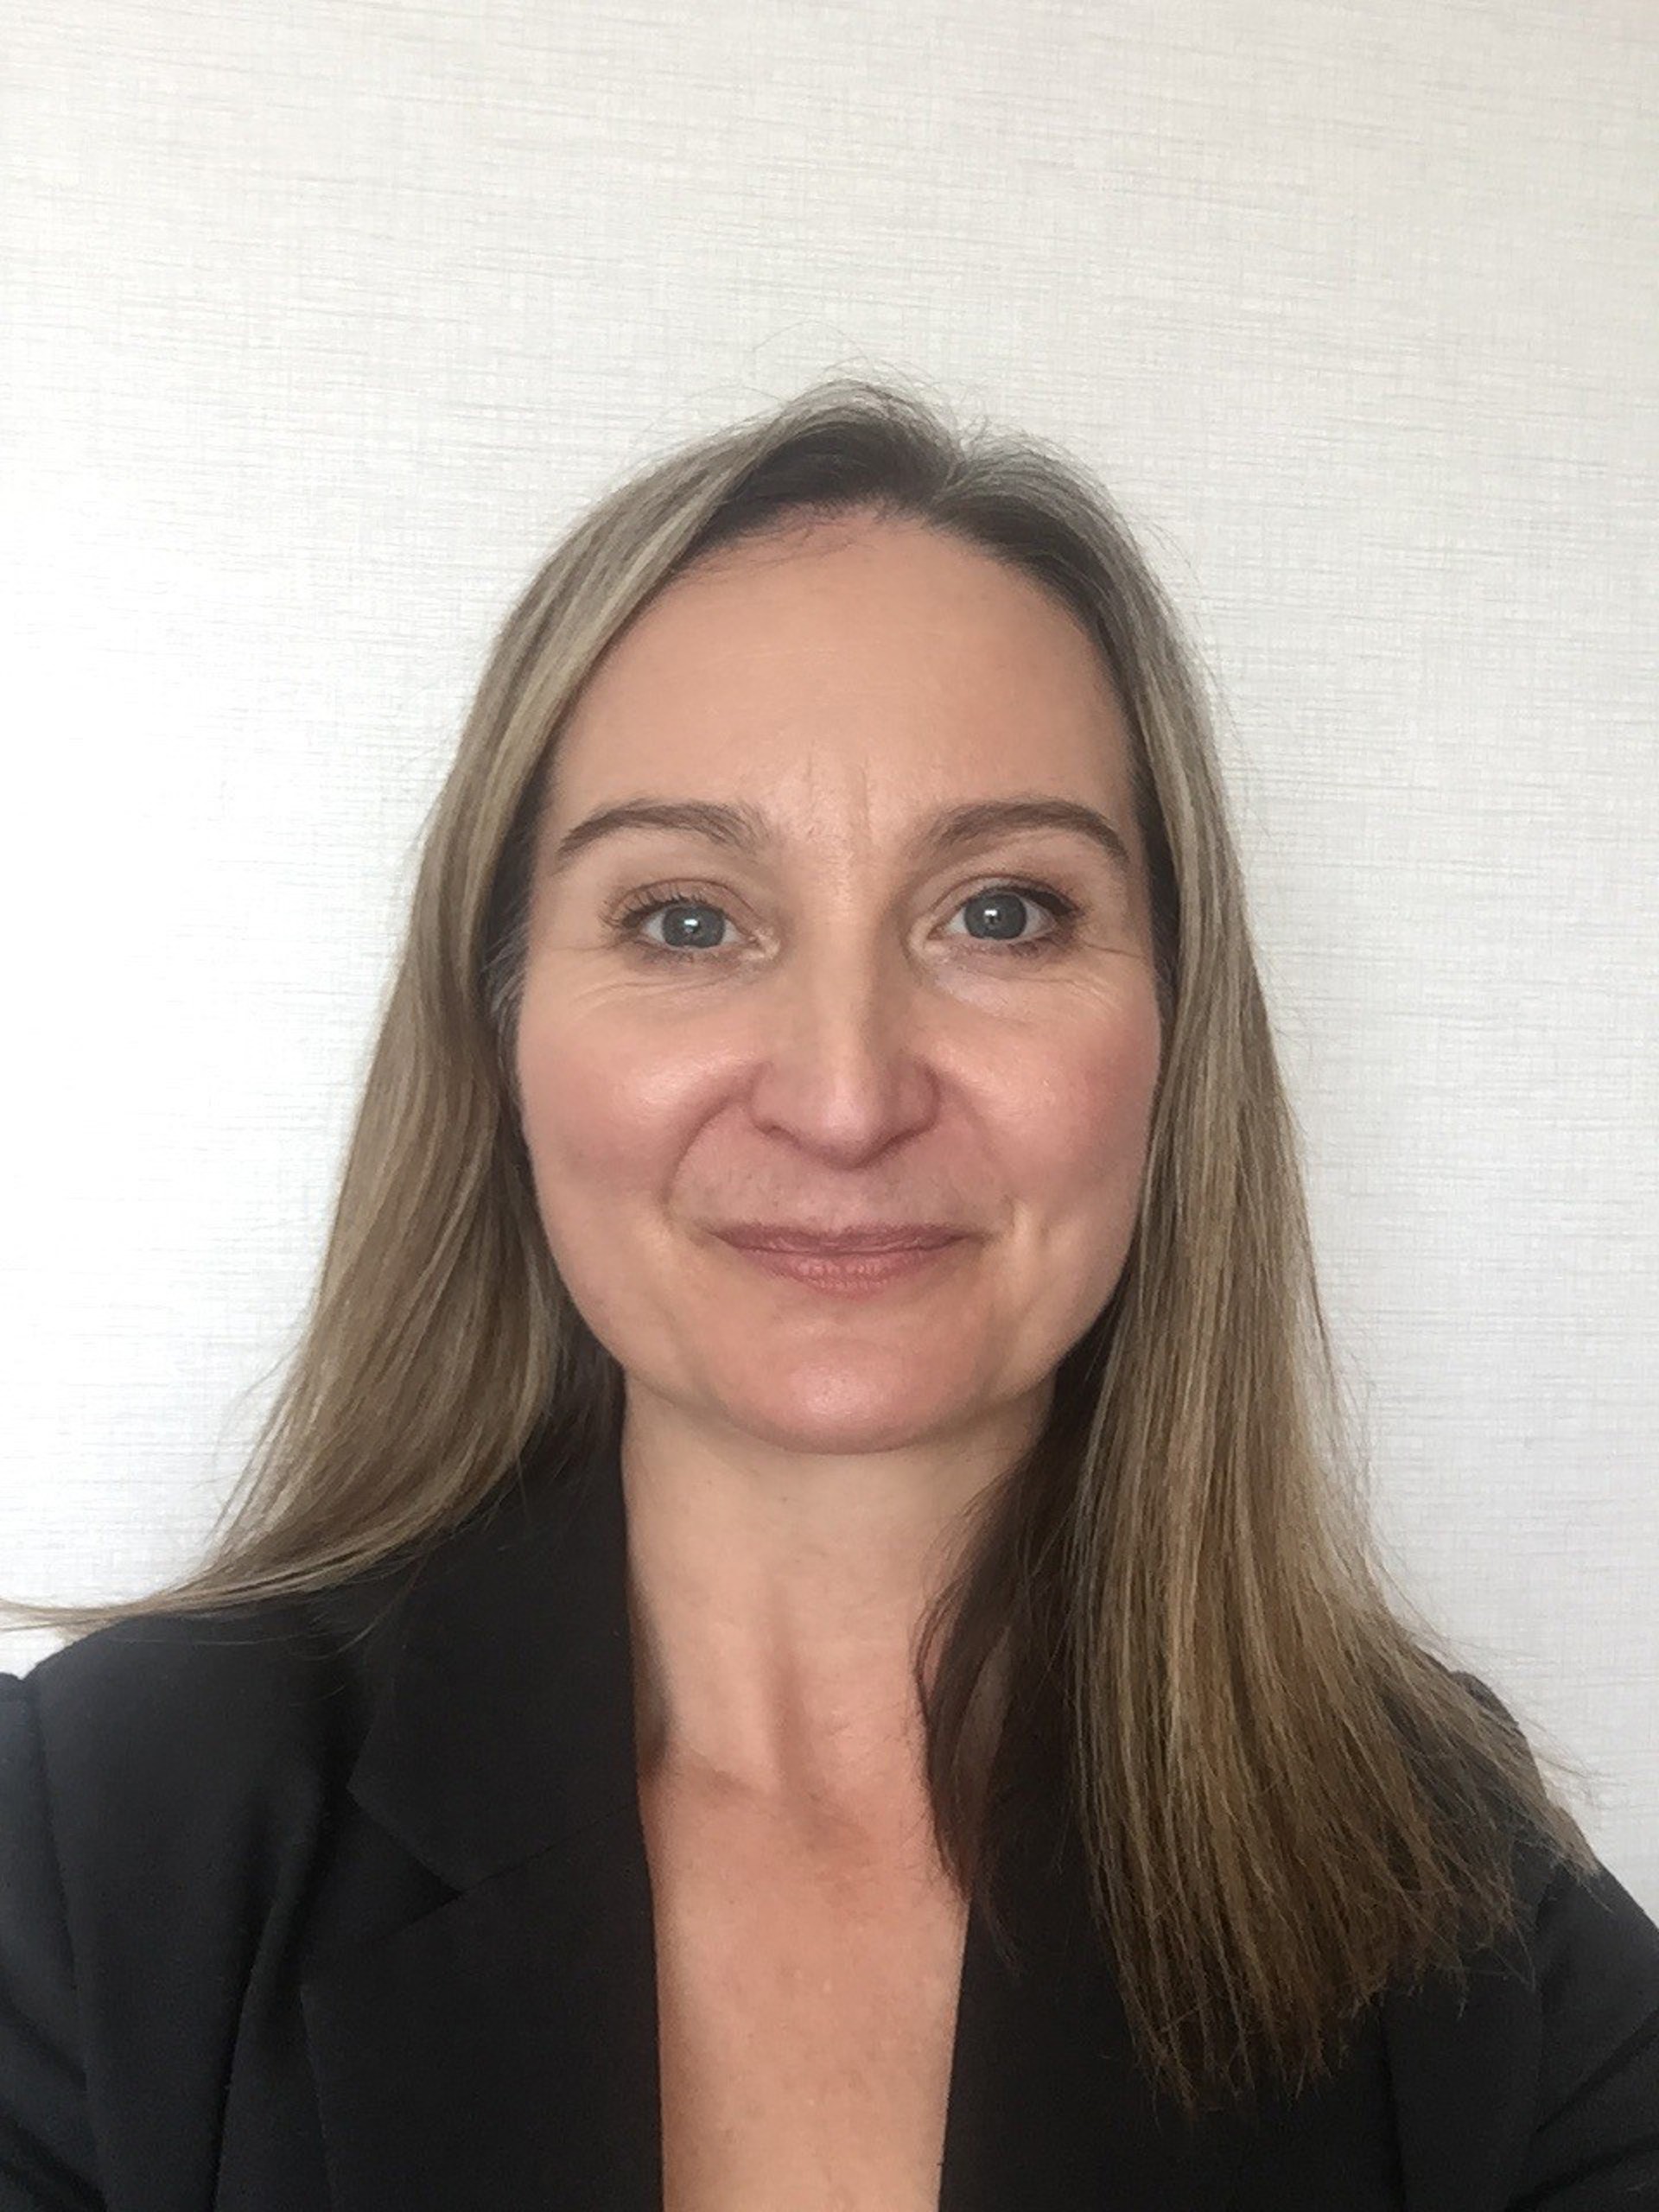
[549,515,1135,830]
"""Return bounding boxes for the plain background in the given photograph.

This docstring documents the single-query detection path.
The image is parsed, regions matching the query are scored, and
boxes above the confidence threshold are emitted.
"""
[2,1,1654,1913]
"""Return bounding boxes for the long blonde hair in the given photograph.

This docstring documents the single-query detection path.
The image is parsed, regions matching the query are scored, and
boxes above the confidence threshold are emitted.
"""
[4,375,1596,2117]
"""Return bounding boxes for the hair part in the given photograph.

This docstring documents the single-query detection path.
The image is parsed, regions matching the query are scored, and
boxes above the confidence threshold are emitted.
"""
[4,373,1598,2118]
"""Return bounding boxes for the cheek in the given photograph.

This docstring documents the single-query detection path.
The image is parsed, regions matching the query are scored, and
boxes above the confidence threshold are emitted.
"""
[514,991,709,1254]
[1003,995,1162,1306]
[1010,992,1162,1186]
[513,1011,680,1352]
[518,1022,640,1215]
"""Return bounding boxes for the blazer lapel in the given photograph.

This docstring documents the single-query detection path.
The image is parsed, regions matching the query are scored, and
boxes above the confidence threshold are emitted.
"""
[300,1433,1251,2210]
[302,1802,662,2206]
[938,1725,1250,2212]
[302,1440,665,2209]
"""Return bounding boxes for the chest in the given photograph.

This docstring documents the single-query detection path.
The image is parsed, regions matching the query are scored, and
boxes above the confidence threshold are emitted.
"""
[639,1775,970,2212]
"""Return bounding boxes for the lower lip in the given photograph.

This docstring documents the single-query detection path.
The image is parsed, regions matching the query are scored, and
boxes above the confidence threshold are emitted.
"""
[716,1238,964,1294]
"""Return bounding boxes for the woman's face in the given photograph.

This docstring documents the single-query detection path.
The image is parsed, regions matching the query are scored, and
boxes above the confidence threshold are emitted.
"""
[513,513,1165,1461]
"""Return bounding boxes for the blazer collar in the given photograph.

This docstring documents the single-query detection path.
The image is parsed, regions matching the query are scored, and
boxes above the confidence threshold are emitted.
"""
[345,1433,645,1887]
[300,1430,1259,2210]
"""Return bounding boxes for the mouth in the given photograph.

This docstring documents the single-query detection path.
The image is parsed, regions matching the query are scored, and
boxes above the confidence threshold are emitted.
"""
[711,1231,969,1295]
[712,1225,967,1255]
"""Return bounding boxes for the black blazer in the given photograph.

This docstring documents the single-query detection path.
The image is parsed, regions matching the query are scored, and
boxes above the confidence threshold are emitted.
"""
[3,1440,1658,2212]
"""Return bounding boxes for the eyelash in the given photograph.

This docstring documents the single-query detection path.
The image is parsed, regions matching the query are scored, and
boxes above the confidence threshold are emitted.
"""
[607,880,1084,964]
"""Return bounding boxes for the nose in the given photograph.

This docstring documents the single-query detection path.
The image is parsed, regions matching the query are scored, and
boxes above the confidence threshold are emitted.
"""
[742,930,938,1162]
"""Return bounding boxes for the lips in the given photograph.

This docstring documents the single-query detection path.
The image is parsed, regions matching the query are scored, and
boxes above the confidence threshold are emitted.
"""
[714,1225,964,1255]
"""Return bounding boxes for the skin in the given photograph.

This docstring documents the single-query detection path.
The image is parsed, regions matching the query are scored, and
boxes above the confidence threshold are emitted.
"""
[512,510,1164,1842]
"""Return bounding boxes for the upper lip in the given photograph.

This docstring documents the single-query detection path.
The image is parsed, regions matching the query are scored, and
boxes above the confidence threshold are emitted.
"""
[714,1222,968,1253]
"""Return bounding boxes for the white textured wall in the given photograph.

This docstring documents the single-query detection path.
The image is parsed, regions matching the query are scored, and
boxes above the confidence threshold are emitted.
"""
[3,1,1655,1908]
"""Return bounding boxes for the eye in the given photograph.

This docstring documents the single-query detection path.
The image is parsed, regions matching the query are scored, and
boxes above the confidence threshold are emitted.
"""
[940,885,1079,955]
[607,880,1081,962]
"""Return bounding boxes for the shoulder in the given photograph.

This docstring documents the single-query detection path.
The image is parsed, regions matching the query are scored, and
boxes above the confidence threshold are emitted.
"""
[1454,1666,1659,2062]
[1505,1811,1659,2197]
[1382,1669,1659,2203]
[2,1554,423,1879]
[0,1573,416,2202]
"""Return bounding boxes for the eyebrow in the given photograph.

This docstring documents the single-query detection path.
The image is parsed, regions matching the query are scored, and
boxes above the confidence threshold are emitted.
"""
[543,793,1134,887]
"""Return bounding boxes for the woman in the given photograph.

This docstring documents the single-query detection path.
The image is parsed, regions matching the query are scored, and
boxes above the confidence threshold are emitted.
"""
[2,379,1656,2212]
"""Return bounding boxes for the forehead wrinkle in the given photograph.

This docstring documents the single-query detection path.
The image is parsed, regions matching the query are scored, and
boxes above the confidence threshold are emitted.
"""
[541,791,1134,887]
